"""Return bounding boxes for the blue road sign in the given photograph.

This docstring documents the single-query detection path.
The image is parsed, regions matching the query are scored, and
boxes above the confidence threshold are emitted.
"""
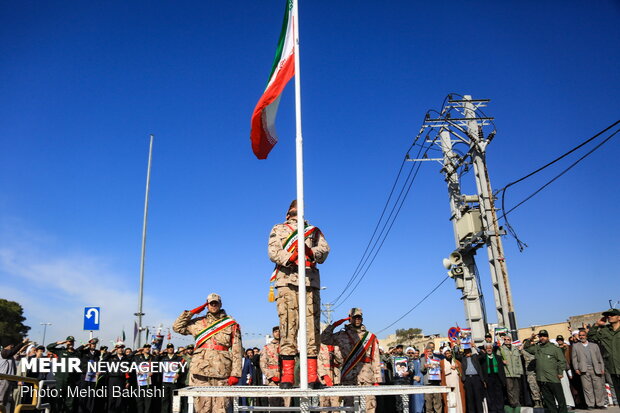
[84,307,100,331]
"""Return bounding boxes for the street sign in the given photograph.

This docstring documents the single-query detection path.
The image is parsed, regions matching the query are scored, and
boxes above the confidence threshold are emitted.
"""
[447,327,460,342]
[84,307,100,331]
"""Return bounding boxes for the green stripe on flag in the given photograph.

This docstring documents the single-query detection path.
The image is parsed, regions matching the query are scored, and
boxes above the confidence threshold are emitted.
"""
[266,0,293,86]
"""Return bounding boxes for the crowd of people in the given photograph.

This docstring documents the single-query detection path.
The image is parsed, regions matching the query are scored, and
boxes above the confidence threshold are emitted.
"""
[0,307,618,413]
[376,308,619,413]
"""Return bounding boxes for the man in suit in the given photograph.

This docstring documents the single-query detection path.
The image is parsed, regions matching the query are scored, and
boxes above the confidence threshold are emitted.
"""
[572,330,607,408]
[456,347,485,413]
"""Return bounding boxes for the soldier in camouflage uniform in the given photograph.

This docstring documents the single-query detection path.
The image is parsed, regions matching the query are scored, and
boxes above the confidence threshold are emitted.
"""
[268,200,330,388]
[259,326,290,409]
[318,343,342,412]
[172,293,243,413]
[46,336,81,413]
[521,344,543,407]
[321,308,381,413]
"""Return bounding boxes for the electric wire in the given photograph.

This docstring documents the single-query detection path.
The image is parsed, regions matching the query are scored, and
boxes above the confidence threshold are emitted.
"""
[329,112,437,308]
[377,276,451,334]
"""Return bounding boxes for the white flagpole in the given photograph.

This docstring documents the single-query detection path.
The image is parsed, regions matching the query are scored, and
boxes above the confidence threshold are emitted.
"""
[292,0,308,390]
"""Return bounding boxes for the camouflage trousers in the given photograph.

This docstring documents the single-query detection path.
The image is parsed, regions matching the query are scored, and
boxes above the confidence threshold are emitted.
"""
[266,379,291,407]
[320,395,341,413]
[189,376,229,413]
[342,382,376,413]
[276,285,320,356]
[526,372,542,404]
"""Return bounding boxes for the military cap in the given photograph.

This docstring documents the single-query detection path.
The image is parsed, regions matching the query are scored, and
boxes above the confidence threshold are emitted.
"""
[166,343,174,349]
[66,336,75,342]
[207,293,222,303]
[89,338,99,344]
[603,308,620,317]
[556,335,565,341]
[187,344,194,349]
[538,329,549,337]
[349,308,363,318]
[485,333,492,338]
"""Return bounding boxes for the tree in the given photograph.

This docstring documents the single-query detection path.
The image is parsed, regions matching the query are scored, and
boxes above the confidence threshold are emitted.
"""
[390,327,423,346]
[0,299,31,347]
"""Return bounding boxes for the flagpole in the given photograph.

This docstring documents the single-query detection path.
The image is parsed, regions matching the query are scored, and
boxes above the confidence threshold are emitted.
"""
[135,133,154,348]
[291,0,308,390]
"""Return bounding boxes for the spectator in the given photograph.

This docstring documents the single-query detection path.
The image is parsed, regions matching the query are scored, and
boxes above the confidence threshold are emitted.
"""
[408,348,425,413]
[588,308,620,399]
[0,338,30,411]
[524,330,568,413]
[498,334,524,411]
[391,344,412,413]
[572,330,607,409]
[521,344,543,408]
[440,347,464,413]
[480,343,506,413]
[555,335,576,409]
[422,345,443,413]
[456,347,484,413]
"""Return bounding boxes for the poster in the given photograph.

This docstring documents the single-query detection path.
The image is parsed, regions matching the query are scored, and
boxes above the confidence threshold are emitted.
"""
[427,358,441,381]
[460,328,472,349]
[393,356,409,378]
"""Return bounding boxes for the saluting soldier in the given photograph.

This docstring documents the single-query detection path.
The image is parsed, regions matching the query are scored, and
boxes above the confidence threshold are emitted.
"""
[268,199,330,388]
[172,293,243,413]
[47,336,81,413]
[76,337,101,413]
[321,308,381,413]
[101,341,128,413]
[318,343,343,412]
[159,343,183,413]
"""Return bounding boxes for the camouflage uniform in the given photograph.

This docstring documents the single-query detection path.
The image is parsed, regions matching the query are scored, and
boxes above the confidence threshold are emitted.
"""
[321,310,381,413]
[172,306,242,413]
[521,347,542,407]
[318,343,342,412]
[259,338,290,407]
[268,216,330,357]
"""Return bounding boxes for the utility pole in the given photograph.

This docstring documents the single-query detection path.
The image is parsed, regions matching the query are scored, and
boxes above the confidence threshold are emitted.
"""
[438,129,487,343]
[322,303,333,325]
[135,134,154,348]
[408,95,517,343]
[40,322,52,346]
[464,99,517,334]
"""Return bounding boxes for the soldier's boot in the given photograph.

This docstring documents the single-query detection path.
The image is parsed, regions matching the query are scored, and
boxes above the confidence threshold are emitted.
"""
[307,357,323,389]
[279,356,295,389]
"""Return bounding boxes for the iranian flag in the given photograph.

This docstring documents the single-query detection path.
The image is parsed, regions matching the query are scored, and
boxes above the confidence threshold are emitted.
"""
[250,0,295,159]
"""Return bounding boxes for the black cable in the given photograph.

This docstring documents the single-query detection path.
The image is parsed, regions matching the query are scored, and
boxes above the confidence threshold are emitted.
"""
[497,120,620,194]
[333,157,427,310]
[377,276,450,334]
[501,128,619,221]
[330,117,432,307]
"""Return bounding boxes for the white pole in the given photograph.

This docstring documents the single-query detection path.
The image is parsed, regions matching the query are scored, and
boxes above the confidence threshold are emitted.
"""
[292,0,308,390]
[136,134,154,348]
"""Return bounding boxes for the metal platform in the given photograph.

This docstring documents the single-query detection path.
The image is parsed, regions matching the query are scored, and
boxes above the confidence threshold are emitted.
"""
[173,384,451,413]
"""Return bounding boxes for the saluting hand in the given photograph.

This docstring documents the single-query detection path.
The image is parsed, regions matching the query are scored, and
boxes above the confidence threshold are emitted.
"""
[332,317,350,328]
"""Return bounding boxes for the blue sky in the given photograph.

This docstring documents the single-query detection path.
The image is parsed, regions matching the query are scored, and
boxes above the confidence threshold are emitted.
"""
[1,1,619,349]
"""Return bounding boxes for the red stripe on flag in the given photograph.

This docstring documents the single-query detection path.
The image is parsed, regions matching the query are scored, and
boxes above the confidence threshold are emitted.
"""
[250,55,295,159]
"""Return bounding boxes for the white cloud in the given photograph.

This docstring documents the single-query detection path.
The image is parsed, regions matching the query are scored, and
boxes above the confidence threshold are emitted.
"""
[0,227,177,349]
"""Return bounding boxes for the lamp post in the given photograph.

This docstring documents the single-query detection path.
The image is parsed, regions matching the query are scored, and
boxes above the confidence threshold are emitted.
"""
[40,322,52,346]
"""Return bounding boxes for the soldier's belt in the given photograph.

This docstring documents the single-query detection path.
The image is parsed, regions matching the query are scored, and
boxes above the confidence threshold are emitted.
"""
[200,343,229,351]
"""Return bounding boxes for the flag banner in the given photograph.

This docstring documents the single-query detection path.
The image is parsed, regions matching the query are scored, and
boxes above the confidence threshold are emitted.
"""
[250,0,295,159]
